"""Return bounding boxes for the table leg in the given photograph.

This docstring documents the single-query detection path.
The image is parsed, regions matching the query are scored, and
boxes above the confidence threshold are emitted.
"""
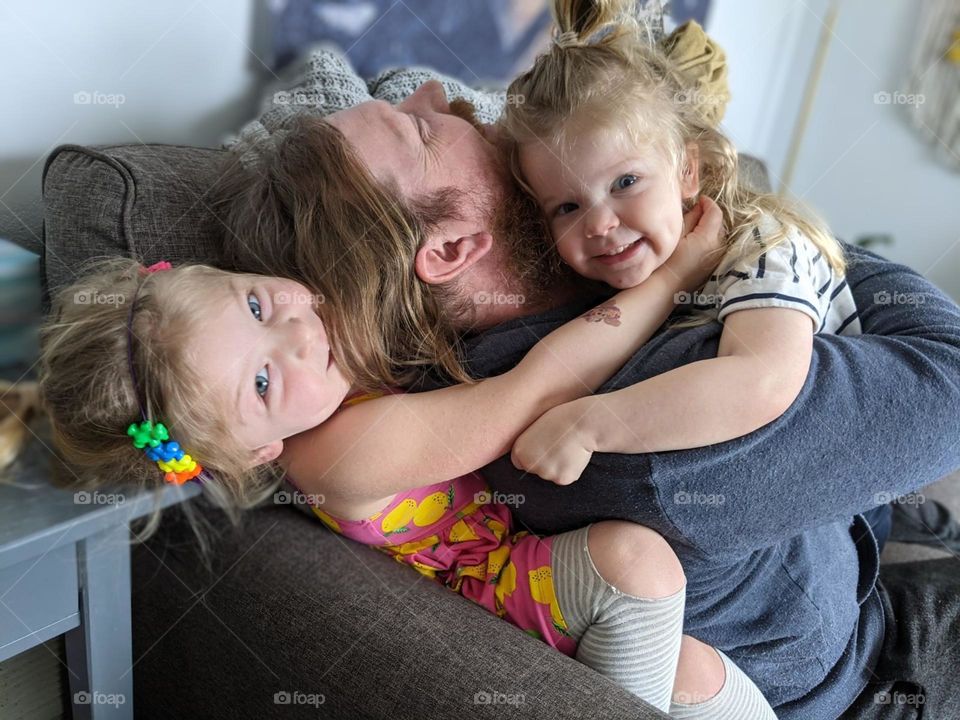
[65,524,133,719]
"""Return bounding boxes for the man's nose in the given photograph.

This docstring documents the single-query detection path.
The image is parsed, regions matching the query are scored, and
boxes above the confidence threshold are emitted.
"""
[585,203,620,238]
[402,80,450,114]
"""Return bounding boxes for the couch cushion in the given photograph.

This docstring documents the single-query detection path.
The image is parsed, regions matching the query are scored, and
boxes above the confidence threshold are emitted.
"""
[41,144,225,297]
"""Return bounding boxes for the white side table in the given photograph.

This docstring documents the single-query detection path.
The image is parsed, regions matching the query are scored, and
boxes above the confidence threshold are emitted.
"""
[0,437,201,718]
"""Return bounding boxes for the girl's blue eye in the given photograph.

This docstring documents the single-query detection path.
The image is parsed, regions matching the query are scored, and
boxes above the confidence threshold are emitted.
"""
[255,367,269,398]
[248,293,262,321]
[555,202,579,217]
[614,174,638,190]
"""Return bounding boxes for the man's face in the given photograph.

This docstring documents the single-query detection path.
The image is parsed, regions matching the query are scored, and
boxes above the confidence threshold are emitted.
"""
[326,81,505,209]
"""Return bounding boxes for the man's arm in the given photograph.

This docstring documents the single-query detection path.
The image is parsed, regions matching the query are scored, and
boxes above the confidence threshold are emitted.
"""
[465,244,960,552]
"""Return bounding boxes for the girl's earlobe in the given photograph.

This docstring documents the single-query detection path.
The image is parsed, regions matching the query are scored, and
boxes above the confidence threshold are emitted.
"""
[681,143,701,199]
[251,440,284,467]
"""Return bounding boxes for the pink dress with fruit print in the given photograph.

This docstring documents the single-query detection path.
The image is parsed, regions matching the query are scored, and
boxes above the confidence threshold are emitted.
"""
[304,389,576,656]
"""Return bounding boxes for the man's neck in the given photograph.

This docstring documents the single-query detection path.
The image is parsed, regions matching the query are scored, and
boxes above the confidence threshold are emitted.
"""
[455,274,593,333]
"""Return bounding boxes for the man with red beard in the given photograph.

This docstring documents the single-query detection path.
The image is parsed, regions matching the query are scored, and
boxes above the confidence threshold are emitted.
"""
[221,48,960,720]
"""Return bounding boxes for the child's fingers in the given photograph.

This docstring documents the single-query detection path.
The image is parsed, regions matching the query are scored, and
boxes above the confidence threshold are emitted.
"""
[694,197,724,246]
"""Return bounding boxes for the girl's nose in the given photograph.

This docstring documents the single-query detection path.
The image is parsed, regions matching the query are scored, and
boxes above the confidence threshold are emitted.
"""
[288,317,316,360]
[585,204,620,239]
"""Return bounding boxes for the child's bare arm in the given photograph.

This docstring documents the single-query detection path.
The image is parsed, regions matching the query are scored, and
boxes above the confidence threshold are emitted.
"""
[511,307,813,484]
[284,199,724,503]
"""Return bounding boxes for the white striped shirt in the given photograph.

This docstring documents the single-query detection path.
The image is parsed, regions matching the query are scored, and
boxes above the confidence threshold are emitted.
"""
[691,215,861,336]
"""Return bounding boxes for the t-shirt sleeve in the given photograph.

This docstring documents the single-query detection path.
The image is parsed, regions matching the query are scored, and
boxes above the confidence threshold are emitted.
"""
[715,225,834,330]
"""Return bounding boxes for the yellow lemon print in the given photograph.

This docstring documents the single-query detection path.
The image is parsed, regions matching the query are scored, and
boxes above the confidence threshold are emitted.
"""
[448,519,480,543]
[385,534,440,556]
[311,508,341,534]
[381,498,417,534]
[486,545,511,581]
[456,563,488,581]
[528,566,569,636]
[494,561,517,614]
[413,488,452,527]
[484,517,507,540]
[408,559,438,580]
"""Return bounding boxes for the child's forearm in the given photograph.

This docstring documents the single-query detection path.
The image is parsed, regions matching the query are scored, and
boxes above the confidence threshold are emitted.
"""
[514,268,690,412]
[574,356,797,453]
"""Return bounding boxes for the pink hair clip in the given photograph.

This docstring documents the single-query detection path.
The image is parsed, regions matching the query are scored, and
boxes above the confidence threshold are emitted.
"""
[140,260,173,275]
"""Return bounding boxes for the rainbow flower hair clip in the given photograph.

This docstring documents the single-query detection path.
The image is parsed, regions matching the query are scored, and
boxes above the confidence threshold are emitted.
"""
[125,260,204,486]
[127,420,203,485]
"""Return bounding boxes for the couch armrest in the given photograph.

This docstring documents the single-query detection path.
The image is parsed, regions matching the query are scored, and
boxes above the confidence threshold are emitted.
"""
[132,502,668,719]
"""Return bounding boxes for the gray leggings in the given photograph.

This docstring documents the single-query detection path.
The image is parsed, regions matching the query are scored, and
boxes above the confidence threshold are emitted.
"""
[550,526,777,719]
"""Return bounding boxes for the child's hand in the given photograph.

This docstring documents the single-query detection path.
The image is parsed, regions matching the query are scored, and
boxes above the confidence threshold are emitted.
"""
[511,402,594,486]
[663,196,725,291]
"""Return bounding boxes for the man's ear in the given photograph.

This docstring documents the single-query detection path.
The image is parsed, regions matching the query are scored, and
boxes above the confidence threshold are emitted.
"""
[680,142,701,199]
[250,439,284,468]
[414,231,493,285]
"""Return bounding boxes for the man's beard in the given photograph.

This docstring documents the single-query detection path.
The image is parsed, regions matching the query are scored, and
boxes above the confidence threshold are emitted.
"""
[491,180,574,307]
[450,98,574,304]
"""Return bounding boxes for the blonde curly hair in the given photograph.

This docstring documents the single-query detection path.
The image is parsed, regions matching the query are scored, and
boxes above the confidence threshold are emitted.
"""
[501,0,847,323]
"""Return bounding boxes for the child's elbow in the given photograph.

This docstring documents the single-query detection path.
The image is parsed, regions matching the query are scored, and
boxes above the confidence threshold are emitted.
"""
[756,367,807,426]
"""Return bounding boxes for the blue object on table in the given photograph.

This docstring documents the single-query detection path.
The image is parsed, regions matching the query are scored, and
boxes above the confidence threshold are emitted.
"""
[0,240,41,367]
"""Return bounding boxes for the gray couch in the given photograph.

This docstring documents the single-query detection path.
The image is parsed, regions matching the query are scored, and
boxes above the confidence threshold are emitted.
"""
[41,136,960,719]
[42,142,671,719]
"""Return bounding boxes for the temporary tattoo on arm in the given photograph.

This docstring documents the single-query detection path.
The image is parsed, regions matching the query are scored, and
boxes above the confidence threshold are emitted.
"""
[581,301,622,326]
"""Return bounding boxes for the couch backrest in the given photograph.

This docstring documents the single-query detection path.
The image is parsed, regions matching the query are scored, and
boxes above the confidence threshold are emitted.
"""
[41,143,226,298]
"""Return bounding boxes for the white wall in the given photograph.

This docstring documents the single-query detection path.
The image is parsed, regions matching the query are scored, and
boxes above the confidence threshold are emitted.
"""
[0,0,268,254]
[710,0,960,302]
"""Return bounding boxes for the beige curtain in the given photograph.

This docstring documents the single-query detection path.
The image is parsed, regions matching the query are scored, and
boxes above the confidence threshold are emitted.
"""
[906,0,960,171]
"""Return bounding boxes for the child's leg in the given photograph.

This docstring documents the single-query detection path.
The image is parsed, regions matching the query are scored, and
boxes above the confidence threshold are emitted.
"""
[671,636,777,719]
[550,521,686,713]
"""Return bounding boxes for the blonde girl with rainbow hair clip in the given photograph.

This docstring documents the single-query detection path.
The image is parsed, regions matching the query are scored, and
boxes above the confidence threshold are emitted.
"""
[499,0,860,486]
